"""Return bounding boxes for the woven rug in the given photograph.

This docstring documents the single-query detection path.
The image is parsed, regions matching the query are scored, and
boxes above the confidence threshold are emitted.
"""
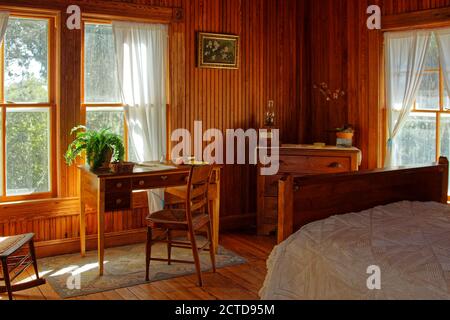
[38,238,246,299]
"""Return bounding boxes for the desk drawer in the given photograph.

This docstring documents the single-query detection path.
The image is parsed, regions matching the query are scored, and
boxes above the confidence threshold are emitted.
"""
[133,173,188,190]
[279,156,351,174]
[105,192,132,211]
[105,178,132,193]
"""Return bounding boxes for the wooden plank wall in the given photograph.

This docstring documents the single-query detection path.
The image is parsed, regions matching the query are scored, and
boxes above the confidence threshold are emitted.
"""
[171,0,303,225]
[0,0,303,254]
[302,0,450,169]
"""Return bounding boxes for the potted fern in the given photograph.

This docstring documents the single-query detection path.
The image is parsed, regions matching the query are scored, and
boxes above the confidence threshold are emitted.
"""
[65,126,125,171]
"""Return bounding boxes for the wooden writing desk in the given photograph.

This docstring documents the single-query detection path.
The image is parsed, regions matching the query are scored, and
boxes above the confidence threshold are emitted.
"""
[78,163,221,276]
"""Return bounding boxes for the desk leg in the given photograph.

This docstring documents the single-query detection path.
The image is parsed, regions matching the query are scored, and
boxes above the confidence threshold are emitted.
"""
[79,172,86,257]
[80,200,86,257]
[212,183,220,254]
[97,181,106,276]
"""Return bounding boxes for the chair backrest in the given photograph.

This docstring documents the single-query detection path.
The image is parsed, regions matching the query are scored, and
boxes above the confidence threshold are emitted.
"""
[185,165,214,225]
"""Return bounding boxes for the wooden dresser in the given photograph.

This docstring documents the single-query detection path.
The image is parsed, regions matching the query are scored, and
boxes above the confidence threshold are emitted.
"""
[257,144,361,235]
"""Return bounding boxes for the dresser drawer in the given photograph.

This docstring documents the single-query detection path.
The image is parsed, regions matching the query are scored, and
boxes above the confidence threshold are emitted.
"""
[105,192,132,211]
[105,178,132,193]
[133,173,188,189]
[279,156,351,174]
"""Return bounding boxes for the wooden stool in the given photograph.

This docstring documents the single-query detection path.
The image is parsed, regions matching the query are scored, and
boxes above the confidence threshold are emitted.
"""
[0,233,46,300]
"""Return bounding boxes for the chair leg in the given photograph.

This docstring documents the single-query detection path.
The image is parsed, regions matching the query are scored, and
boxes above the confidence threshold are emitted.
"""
[206,221,216,273]
[29,239,40,280]
[189,231,203,287]
[1,257,13,300]
[145,227,153,282]
[167,230,172,266]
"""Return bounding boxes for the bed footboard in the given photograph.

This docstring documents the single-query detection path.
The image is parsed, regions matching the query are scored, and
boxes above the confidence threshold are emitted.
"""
[278,157,449,244]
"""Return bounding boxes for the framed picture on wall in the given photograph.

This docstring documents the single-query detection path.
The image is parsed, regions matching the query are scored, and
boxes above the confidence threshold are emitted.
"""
[197,32,239,69]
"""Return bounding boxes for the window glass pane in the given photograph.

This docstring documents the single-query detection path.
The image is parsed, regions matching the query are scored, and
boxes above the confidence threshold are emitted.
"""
[445,90,450,111]
[6,108,50,196]
[416,72,440,111]
[393,112,436,166]
[425,34,439,70]
[4,17,49,103]
[86,107,136,161]
[86,107,124,136]
[84,24,121,103]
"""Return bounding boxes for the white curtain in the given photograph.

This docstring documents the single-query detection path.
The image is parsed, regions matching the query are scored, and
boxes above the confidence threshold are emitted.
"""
[0,12,9,44]
[384,30,431,167]
[113,21,168,212]
[436,28,450,106]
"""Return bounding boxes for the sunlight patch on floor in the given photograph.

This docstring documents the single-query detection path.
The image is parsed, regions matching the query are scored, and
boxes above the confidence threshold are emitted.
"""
[44,261,110,278]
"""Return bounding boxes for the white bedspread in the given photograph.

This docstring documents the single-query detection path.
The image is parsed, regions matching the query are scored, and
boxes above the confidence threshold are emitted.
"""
[260,201,450,300]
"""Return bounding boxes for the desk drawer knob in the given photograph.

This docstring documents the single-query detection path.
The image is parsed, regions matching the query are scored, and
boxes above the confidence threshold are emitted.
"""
[328,162,343,169]
[116,199,123,205]
[116,182,123,189]
[161,176,168,181]
[139,180,145,186]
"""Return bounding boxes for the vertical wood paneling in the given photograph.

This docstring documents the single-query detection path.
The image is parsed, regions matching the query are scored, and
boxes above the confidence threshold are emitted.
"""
[171,0,302,220]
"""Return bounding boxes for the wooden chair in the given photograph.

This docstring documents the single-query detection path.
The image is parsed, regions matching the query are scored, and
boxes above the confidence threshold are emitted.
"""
[145,165,216,286]
[0,233,45,300]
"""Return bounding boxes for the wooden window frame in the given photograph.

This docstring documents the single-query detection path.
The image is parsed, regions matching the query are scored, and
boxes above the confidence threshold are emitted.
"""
[381,10,450,199]
[0,9,58,202]
[80,16,171,162]
[81,18,130,160]
[381,9,450,165]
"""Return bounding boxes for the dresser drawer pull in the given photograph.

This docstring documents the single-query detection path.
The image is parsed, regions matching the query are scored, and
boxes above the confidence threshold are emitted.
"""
[328,162,343,169]
[116,199,123,205]
[161,176,168,181]
[139,180,145,186]
[116,182,123,189]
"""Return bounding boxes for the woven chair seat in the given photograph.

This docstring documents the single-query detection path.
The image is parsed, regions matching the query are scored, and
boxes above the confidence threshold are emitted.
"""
[148,209,187,224]
[147,209,210,230]
[0,233,34,258]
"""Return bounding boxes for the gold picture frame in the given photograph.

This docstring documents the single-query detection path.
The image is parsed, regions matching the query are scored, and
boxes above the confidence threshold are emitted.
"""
[197,32,240,69]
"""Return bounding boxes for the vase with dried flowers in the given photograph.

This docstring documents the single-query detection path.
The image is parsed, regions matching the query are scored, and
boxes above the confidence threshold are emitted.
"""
[313,82,345,101]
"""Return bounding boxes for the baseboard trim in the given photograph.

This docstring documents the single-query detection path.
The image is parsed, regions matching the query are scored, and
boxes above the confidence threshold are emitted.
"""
[35,229,147,258]
[220,214,256,231]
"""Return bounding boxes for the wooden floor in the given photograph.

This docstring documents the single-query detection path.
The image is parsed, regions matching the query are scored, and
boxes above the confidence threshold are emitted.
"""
[0,232,276,300]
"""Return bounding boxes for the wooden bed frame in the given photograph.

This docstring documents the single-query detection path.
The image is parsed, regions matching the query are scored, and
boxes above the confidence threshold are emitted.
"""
[277,157,449,244]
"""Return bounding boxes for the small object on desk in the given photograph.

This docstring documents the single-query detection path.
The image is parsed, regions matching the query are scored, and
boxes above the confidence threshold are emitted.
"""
[136,162,177,171]
[172,156,201,165]
[336,124,354,148]
[186,160,210,165]
[110,162,135,174]
[313,142,326,148]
